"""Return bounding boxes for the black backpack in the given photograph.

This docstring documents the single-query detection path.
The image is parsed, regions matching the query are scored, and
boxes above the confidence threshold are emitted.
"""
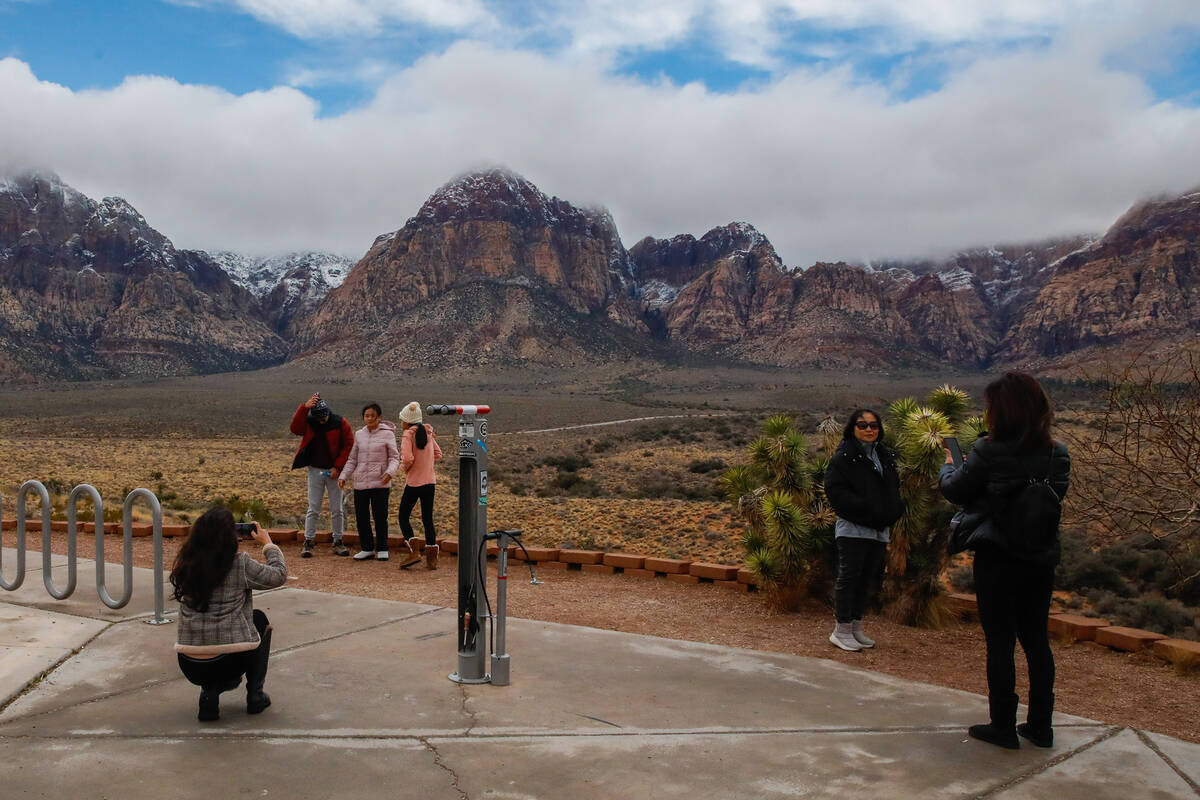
[998,448,1062,558]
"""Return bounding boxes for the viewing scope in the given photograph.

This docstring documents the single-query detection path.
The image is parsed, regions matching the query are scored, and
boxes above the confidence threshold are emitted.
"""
[426,404,490,416]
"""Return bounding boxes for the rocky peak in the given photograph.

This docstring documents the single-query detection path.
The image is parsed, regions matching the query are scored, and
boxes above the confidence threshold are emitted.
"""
[0,173,286,380]
[408,168,615,239]
[997,187,1200,363]
[631,221,782,312]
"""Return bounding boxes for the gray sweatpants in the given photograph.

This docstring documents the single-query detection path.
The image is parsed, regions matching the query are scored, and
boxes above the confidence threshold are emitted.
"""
[305,466,345,542]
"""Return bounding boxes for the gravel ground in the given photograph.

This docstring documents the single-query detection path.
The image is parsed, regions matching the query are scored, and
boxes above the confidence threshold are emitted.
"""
[27,531,1200,744]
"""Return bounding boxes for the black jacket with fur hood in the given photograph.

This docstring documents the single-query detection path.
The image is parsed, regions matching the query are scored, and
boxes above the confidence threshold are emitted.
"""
[824,439,905,531]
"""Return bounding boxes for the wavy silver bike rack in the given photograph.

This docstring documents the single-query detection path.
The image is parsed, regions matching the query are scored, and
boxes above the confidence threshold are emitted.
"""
[1,481,172,625]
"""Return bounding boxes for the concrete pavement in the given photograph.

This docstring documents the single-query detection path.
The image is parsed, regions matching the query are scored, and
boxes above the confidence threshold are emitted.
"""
[1,551,1197,799]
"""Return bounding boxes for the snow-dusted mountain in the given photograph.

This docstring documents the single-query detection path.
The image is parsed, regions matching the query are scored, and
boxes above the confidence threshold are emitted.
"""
[207,250,355,336]
[208,251,353,298]
[0,172,287,380]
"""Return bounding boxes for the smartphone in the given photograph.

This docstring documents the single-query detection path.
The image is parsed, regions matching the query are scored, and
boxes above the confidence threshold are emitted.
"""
[234,522,256,540]
[944,436,964,468]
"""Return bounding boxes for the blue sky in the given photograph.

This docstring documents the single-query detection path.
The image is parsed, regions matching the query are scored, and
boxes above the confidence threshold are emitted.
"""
[2,0,1200,262]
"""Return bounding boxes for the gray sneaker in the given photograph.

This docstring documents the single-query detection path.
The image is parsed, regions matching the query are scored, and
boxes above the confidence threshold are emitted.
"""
[353,550,376,560]
[301,539,315,558]
[332,540,350,557]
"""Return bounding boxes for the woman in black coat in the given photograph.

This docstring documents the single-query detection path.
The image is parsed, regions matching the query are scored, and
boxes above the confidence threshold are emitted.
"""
[823,409,905,652]
[939,372,1070,750]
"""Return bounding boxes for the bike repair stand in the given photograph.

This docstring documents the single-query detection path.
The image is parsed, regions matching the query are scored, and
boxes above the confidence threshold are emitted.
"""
[428,404,492,685]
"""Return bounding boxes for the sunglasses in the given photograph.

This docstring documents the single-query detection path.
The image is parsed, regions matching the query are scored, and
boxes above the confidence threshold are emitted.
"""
[855,421,881,430]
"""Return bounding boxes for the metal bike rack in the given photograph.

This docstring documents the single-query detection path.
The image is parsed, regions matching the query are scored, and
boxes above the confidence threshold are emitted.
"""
[1,481,171,624]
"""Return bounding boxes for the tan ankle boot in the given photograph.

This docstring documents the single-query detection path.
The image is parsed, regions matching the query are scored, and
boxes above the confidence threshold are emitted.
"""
[424,544,439,570]
[397,538,421,569]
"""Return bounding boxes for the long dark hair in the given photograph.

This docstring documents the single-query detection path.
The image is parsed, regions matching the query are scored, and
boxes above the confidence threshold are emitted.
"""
[413,422,428,449]
[842,408,885,441]
[170,507,238,613]
[984,371,1053,451]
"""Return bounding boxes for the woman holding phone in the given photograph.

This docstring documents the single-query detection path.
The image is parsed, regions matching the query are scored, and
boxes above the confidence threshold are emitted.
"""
[823,408,905,652]
[939,372,1070,750]
[170,507,287,721]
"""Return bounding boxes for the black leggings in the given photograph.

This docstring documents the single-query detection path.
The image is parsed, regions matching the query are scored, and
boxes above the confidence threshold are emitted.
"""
[354,487,390,551]
[973,549,1056,727]
[398,483,436,545]
[833,536,887,623]
[177,610,271,690]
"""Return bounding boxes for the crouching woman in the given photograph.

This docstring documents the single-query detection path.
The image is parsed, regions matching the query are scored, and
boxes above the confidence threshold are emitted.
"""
[170,507,287,721]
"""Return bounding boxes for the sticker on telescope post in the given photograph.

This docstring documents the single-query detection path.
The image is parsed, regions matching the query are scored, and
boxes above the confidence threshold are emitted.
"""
[459,438,473,455]
[478,419,488,437]
[459,422,474,439]
[480,471,488,497]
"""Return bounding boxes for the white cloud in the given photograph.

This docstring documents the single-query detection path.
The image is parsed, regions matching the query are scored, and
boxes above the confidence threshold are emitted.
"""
[173,0,497,38]
[2,22,1200,267]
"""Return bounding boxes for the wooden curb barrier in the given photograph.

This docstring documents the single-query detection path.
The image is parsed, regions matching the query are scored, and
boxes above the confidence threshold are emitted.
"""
[17,524,1195,672]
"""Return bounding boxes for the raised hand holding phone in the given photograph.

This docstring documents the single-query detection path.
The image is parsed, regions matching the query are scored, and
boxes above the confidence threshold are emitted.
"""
[943,436,963,467]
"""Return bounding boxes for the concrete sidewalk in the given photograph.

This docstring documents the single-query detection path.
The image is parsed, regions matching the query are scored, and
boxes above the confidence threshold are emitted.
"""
[1,551,1197,799]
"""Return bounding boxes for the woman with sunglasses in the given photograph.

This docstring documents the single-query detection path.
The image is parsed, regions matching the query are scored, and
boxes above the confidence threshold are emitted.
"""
[823,409,904,652]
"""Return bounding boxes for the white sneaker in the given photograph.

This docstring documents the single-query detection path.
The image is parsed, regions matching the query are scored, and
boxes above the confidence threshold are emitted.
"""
[353,551,376,560]
[375,551,389,561]
[851,620,875,648]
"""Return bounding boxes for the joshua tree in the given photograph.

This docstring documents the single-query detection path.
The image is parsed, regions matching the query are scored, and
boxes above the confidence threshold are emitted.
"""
[721,415,836,611]
[883,385,984,627]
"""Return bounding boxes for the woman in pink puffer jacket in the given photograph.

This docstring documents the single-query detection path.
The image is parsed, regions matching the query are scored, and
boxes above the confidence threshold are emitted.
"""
[338,403,400,560]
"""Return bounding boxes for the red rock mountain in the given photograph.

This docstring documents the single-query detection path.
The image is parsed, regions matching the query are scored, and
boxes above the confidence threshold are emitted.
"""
[996,191,1200,364]
[0,173,286,381]
[293,170,652,369]
[5,168,1196,378]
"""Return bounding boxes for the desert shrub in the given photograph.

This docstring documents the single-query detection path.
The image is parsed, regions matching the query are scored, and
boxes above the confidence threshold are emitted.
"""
[1056,530,1200,636]
[592,439,616,453]
[1087,590,1199,640]
[540,454,592,472]
[210,495,274,526]
[946,563,974,592]
[722,415,836,611]
[551,472,602,497]
[41,477,72,495]
[688,458,726,474]
[881,385,980,628]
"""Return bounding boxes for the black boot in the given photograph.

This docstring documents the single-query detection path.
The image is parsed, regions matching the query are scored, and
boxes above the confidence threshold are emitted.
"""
[198,687,220,722]
[1019,691,1054,747]
[245,617,273,715]
[970,693,1019,749]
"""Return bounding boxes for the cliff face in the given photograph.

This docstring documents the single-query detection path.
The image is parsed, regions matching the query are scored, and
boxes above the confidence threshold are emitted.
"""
[5,168,1196,380]
[997,192,1200,362]
[293,169,649,369]
[0,173,286,380]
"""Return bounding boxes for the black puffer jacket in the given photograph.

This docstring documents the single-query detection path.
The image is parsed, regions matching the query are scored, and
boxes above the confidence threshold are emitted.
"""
[939,437,1070,565]
[824,439,905,531]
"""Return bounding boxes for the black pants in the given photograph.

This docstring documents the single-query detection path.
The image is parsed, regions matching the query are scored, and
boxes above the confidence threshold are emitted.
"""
[354,487,390,552]
[178,610,271,692]
[398,483,436,545]
[834,536,887,623]
[973,550,1056,728]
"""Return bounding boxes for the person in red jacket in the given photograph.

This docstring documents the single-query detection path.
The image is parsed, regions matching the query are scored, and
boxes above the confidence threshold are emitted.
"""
[290,393,354,557]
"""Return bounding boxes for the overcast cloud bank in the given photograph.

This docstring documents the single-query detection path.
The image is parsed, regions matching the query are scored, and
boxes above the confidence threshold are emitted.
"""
[3,2,1200,266]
